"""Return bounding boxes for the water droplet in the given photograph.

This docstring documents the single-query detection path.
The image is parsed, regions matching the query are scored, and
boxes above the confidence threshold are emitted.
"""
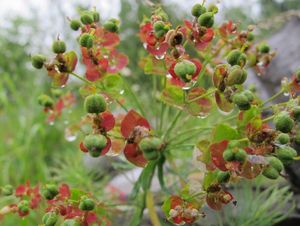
[217,108,233,115]
[283,92,290,97]
[64,128,77,142]
[49,121,55,126]
[143,43,148,50]
[64,120,69,125]
[119,89,125,95]
[197,113,209,119]
[154,54,165,60]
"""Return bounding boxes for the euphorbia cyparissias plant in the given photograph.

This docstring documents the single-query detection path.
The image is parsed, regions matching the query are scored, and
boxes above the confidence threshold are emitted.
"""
[5,2,300,225]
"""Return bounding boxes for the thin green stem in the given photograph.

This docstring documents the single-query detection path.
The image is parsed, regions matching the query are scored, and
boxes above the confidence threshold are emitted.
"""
[163,111,182,140]
[187,88,217,103]
[260,89,284,107]
[123,81,147,117]
[262,115,275,123]
[70,72,92,84]
[168,126,212,143]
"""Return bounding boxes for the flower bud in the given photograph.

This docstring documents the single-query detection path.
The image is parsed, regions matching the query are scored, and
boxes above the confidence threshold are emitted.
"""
[198,12,214,28]
[268,157,284,172]
[79,33,94,48]
[70,20,81,31]
[276,133,290,145]
[262,166,279,180]
[226,65,247,86]
[276,146,297,166]
[42,212,58,226]
[42,184,59,200]
[2,185,13,196]
[52,40,66,54]
[80,12,94,25]
[84,94,107,114]
[191,4,206,17]
[18,200,29,214]
[103,19,119,33]
[61,219,81,226]
[83,134,107,157]
[217,171,230,183]
[38,94,54,108]
[174,60,197,82]
[274,112,294,133]
[259,43,270,54]
[79,197,95,211]
[139,137,162,161]
[31,54,46,69]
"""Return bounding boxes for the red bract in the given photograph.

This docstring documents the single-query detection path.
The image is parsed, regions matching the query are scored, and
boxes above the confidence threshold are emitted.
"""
[120,110,151,167]
[206,189,234,210]
[219,21,237,37]
[210,141,229,171]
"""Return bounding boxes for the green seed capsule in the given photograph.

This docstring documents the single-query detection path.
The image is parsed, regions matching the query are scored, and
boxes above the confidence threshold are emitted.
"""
[38,94,54,108]
[262,166,279,180]
[174,60,197,82]
[293,106,300,121]
[31,54,46,69]
[235,149,247,162]
[276,146,297,166]
[79,33,94,48]
[153,21,169,38]
[269,157,284,172]
[18,200,29,214]
[295,129,300,145]
[139,137,162,161]
[52,40,66,54]
[227,50,243,66]
[79,197,95,211]
[42,184,59,200]
[191,4,206,17]
[226,65,247,86]
[247,32,255,42]
[242,90,254,102]
[274,112,294,133]
[83,134,107,157]
[103,20,119,33]
[42,212,58,226]
[80,12,94,25]
[217,171,231,183]
[223,149,235,161]
[70,20,81,31]
[276,133,290,145]
[233,93,250,110]
[92,11,100,22]
[2,185,13,196]
[259,44,270,53]
[207,4,218,14]
[84,94,106,114]
[198,12,214,28]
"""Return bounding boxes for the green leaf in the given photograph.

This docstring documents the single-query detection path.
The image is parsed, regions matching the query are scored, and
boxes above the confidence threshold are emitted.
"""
[161,85,184,107]
[142,55,167,76]
[161,196,171,216]
[157,155,170,194]
[203,171,218,190]
[98,74,123,98]
[129,193,146,226]
[141,160,158,191]
[238,106,261,129]
[212,124,240,142]
[69,188,86,203]
[64,51,78,72]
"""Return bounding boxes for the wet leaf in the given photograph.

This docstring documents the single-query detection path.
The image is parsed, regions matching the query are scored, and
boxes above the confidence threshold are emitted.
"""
[215,91,234,113]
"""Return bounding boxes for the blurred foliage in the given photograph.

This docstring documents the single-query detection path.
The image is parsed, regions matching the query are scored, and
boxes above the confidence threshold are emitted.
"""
[259,0,300,18]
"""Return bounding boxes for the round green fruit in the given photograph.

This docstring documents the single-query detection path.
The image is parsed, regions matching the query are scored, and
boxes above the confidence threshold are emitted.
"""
[42,184,59,200]
[227,50,242,66]
[79,197,95,211]
[38,94,54,108]
[31,54,46,69]
[293,106,300,121]
[295,130,300,145]
[84,94,107,114]
[235,149,247,162]
[42,212,58,226]
[247,32,255,42]
[92,11,100,22]
[226,65,247,86]
[207,4,218,13]
[18,200,29,214]
[217,171,231,183]
[243,90,254,102]
[70,20,81,31]
[61,219,81,226]
[274,112,294,133]
[174,60,196,82]
[198,12,214,28]
[259,44,270,53]
[268,157,284,172]
[52,40,66,54]
[80,12,94,25]
[276,133,290,145]
[79,33,94,48]
[223,149,235,161]
[103,20,119,33]
[191,4,206,17]
[276,146,297,166]
[83,134,107,157]
[262,166,279,180]
[139,137,162,153]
